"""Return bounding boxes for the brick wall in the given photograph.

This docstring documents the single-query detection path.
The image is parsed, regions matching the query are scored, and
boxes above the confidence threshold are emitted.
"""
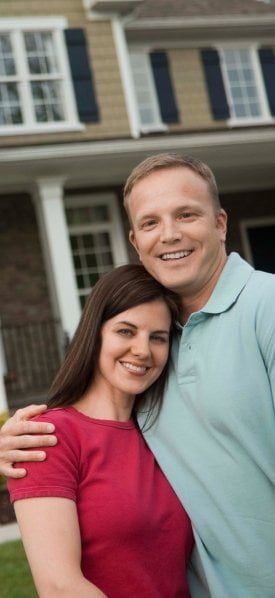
[0,194,52,324]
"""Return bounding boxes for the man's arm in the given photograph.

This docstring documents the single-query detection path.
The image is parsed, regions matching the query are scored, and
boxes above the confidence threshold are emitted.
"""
[15,497,107,597]
[0,404,57,478]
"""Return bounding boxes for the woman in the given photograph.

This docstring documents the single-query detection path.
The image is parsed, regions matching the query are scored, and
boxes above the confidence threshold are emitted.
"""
[8,265,193,597]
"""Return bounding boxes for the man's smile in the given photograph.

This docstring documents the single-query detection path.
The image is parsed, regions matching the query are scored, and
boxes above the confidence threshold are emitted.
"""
[159,250,193,261]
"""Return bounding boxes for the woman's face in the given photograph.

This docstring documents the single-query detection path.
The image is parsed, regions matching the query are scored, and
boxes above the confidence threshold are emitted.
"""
[96,300,171,400]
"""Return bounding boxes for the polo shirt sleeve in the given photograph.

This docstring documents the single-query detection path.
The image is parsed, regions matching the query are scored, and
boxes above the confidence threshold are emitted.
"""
[255,276,275,409]
[8,410,79,503]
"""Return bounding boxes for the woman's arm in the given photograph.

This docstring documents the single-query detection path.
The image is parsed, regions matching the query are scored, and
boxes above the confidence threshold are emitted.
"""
[15,497,107,597]
[0,405,57,478]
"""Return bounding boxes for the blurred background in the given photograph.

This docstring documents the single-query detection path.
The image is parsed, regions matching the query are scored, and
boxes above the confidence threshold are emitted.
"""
[0,0,275,415]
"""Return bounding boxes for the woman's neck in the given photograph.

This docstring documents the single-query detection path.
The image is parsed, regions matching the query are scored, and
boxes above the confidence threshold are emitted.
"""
[73,381,135,422]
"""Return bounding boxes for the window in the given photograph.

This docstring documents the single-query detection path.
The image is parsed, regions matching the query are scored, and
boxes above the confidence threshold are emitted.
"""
[129,48,179,133]
[0,18,81,134]
[240,217,275,274]
[65,194,128,308]
[220,46,273,124]
[129,51,165,131]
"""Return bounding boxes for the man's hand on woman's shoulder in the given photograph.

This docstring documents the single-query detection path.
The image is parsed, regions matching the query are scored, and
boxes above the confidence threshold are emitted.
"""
[0,404,57,478]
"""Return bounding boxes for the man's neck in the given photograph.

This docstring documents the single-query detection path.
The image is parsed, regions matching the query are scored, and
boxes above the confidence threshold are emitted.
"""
[180,254,228,323]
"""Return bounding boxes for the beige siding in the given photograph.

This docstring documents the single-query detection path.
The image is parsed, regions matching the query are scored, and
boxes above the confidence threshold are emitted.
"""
[0,0,130,146]
[168,48,226,131]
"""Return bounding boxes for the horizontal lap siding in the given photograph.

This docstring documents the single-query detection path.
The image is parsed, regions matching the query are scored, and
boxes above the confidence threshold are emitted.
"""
[168,48,226,131]
[0,0,130,146]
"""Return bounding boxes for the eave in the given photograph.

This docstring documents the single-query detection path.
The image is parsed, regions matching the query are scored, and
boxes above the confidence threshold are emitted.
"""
[0,128,275,195]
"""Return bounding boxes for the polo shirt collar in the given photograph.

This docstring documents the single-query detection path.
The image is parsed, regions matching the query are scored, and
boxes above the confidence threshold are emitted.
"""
[201,252,253,315]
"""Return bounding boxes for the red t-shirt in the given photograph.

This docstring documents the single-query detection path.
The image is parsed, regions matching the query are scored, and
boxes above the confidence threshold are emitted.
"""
[8,407,193,597]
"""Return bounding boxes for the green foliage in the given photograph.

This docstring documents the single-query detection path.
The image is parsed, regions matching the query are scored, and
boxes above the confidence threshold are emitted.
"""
[0,540,37,597]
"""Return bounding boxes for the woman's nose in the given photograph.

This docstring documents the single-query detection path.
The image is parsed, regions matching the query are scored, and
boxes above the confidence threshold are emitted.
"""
[130,336,150,358]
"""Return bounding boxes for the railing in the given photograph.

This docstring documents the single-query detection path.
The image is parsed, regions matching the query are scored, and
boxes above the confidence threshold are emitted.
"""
[0,319,65,408]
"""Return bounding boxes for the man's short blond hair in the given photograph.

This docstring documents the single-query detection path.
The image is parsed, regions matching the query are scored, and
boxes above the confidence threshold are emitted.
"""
[123,153,221,219]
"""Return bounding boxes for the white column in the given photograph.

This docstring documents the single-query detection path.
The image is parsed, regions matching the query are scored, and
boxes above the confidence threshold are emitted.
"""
[112,18,140,139]
[33,178,81,341]
[0,325,8,412]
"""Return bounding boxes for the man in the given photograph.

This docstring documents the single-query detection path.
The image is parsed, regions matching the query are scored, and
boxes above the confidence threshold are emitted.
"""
[1,154,275,597]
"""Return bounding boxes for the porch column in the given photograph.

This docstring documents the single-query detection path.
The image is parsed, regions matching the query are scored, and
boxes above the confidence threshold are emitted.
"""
[0,325,8,412]
[33,178,81,341]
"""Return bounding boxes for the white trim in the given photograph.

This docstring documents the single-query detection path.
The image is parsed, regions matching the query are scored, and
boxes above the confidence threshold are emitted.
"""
[240,215,275,266]
[0,325,8,412]
[33,178,81,340]
[0,17,68,30]
[0,123,84,136]
[125,15,275,31]
[112,18,140,138]
[1,127,275,162]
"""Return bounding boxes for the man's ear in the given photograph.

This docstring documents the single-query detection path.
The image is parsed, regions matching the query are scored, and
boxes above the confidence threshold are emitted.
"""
[216,209,227,242]
[129,229,140,258]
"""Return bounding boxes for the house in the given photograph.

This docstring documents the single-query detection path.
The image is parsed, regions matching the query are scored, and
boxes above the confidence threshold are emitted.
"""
[0,0,275,412]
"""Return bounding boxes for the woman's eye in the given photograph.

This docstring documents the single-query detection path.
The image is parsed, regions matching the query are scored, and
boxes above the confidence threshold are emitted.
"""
[117,328,133,336]
[151,335,168,343]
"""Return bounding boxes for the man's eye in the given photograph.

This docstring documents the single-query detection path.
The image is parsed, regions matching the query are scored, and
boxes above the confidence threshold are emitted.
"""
[178,212,193,219]
[142,219,157,229]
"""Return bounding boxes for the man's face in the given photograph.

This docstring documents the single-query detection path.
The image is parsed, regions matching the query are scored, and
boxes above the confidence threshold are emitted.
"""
[128,167,227,302]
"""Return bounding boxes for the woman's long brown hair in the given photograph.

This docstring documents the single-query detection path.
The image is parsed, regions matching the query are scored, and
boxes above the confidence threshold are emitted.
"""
[48,264,180,429]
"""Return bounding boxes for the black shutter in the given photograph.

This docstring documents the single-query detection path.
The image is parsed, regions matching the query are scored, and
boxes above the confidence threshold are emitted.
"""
[64,28,99,123]
[150,51,179,124]
[201,49,230,120]
[258,48,275,116]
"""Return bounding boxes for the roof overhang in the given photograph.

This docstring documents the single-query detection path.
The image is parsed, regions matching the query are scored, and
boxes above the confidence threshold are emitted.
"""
[125,15,275,43]
[86,0,143,16]
[0,128,275,195]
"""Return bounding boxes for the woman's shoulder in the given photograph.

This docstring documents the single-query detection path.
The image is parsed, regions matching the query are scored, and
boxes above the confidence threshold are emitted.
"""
[31,407,83,441]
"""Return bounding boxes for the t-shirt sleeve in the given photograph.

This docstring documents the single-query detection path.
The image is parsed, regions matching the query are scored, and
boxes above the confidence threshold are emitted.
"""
[8,410,79,504]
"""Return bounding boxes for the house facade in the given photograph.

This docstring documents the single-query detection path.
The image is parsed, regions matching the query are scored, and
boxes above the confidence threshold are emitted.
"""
[0,0,275,411]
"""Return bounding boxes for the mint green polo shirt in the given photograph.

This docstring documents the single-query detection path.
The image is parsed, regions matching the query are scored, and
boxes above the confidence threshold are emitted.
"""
[139,253,275,598]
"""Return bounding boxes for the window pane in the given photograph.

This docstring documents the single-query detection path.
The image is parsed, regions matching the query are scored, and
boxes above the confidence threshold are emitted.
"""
[31,81,64,123]
[0,34,16,76]
[90,205,109,222]
[25,32,58,74]
[0,83,22,125]
[223,48,262,120]
[35,104,48,122]
[0,34,12,54]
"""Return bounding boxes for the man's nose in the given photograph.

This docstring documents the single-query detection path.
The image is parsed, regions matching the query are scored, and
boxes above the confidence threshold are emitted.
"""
[159,220,181,243]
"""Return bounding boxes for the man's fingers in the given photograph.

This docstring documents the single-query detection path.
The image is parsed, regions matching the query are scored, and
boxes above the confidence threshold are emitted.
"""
[12,403,48,422]
[1,464,28,478]
[2,419,55,437]
[1,433,57,450]
[7,449,47,463]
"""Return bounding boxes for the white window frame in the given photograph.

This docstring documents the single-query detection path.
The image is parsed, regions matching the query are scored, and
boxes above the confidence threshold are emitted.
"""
[217,42,274,127]
[240,215,275,266]
[65,192,129,302]
[128,46,167,134]
[0,17,83,135]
